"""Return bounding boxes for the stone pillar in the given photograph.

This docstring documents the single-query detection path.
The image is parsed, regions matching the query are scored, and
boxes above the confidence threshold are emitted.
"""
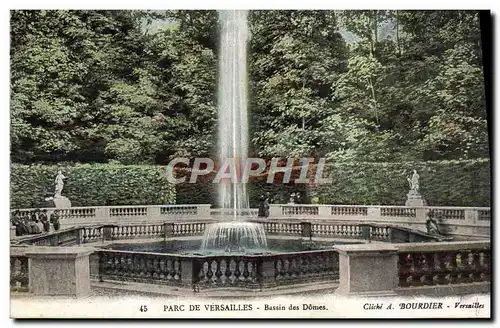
[318,205,330,217]
[10,226,16,239]
[301,222,312,239]
[148,206,161,219]
[259,258,276,288]
[197,204,211,217]
[102,225,115,241]
[359,224,371,241]
[465,209,478,225]
[180,257,194,287]
[164,223,174,240]
[334,244,398,297]
[25,248,94,298]
[415,207,427,222]
[95,207,110,221]
[268,205,282,217]
[367,207,381,219]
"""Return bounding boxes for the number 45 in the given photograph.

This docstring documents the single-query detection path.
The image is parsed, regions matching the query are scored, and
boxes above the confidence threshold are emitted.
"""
[140,305,148,312]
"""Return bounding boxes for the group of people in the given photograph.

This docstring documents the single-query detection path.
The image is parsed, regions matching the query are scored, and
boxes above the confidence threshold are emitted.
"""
[10,209,61,236]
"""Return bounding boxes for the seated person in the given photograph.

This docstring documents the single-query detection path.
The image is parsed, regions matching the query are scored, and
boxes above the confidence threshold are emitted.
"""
[29,219,40,234]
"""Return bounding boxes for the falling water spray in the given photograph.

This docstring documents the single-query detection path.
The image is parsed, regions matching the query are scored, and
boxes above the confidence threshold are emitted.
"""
[217,10,250,218]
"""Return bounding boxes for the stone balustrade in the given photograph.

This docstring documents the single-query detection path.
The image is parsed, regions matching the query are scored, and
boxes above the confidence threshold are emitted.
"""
[97,250,184,286]
[268,204,490,238]
[11,224,490,296]
[269,204,489,221]
[11,203,490,239]
[11,204,212,222]
[93,248,340,290]
[334,240,491,296]
[397,241,490,288]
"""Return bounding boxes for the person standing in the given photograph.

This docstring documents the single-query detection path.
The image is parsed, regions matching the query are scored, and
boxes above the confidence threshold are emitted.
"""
[50,210,61,231]
[258,194,266,217]
[40,209,50,232]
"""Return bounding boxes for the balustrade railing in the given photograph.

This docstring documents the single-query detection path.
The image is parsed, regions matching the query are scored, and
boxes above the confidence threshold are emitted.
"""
[381,207,416,218]
[282,205,319,216]
[261,222,302,235]
[268,205,489,227]
[478,210,491,221]
[397,242,490,288]
[194,255,260,289]
[98,250,183,285]
[161,206,197,216]
[311,224,363,239]
[12,204,211,222]
[428,208,465,220]
[95,248,340,290]
[331,206,368,216]
[14,227,83,246]
[272,250,339,285]
[111,224,164,240]
[172,223,206,236]
[82,226,102,243]
[110,207,148,217]
[370,226,391,241]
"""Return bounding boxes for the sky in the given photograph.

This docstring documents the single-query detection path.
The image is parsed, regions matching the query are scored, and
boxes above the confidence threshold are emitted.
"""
[141,11,397,44]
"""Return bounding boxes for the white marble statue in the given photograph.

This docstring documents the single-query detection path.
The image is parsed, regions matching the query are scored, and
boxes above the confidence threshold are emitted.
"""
[54,170,66,198]
[407,169,420,193]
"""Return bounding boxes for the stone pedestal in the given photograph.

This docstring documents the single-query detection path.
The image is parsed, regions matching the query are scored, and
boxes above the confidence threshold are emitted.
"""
[334,244,398,297]
[25,247,93,298]
[259,258,277,288]
[268,205,281,217]
[405,190,426,206]
[53,196,72,208]
[197,204,211,217]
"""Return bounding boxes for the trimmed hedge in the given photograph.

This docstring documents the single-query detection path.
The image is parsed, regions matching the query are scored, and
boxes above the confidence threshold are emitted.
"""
[175,159,491,207]
[311,159,491,207]
[10,164,176,208]
[11,159,490,209]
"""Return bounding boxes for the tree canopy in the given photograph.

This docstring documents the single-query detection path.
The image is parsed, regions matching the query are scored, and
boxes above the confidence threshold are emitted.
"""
[10,10,489,164]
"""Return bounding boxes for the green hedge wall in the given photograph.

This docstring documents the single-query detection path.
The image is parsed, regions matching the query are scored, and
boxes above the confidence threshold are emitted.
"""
[311,159,491,207]
[11,159,490,209]
[10,164,176,208]
[175,159,491,207]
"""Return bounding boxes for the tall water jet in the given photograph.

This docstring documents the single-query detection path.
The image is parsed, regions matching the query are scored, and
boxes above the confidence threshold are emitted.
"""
[217,10,249,218]
[199,10,267,253]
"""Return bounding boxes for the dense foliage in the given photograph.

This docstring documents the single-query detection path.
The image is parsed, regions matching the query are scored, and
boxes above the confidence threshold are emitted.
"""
[312,159,490,206]
[10,10,490,207]
[175,159,490,207]
[11,164,176,208]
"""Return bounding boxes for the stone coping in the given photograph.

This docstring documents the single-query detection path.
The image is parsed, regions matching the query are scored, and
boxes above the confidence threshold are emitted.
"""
[88,280,339,298]
[25,247,95,259]
[394,240,490,252]
[334,244,398,255]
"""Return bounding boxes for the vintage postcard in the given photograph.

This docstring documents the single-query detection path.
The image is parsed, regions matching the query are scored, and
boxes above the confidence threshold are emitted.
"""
[8,6,491,320]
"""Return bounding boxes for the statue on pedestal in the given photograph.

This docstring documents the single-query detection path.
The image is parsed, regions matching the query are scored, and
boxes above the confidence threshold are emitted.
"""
[51,171,71,208]
[407,169,420,194]
[405,169,426,206]
[54,170,66,198]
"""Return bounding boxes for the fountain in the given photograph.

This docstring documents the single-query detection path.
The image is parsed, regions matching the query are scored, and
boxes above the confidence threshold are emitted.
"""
[200,10,267,253]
